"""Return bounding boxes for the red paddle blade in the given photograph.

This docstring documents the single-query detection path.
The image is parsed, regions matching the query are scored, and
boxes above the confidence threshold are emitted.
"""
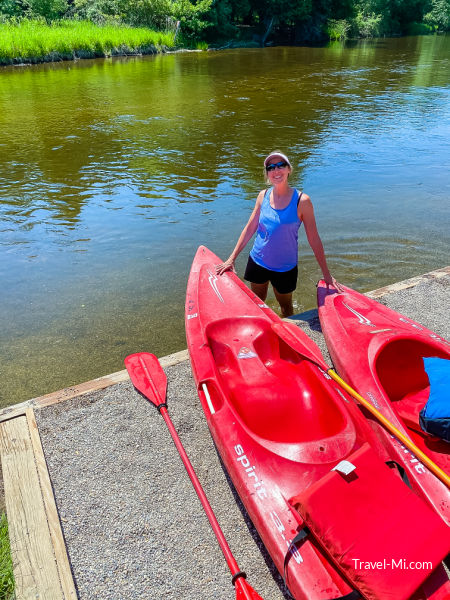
[272,321,329,372]
[235,578,265,600]
[124,352,167,408]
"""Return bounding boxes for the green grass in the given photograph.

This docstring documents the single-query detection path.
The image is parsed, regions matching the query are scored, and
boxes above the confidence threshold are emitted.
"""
[0,513,14,600]
[0,19,176,65]
[325,19,351,41]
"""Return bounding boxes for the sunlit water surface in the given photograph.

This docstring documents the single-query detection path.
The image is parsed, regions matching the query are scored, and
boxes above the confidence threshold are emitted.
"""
[1,35,449,405]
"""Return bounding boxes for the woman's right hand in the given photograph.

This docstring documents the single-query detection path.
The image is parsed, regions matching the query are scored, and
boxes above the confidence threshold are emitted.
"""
[215,257,235,275]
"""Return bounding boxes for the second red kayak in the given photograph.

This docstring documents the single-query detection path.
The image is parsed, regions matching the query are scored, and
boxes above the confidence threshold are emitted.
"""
[317,280,450,527]
[185,246,449,600]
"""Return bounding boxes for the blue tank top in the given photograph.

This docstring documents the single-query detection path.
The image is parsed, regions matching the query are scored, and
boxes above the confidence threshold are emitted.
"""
[250,188,302,272]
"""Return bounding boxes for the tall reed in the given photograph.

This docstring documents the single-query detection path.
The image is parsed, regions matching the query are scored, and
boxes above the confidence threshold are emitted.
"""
[0,19,175,65]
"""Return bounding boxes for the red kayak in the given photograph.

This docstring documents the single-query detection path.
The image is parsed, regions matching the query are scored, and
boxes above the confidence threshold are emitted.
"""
[317,280,450,527]
[185,246,450,600]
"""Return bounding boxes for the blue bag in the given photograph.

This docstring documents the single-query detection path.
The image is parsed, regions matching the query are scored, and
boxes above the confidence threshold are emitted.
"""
[419,357,450,442]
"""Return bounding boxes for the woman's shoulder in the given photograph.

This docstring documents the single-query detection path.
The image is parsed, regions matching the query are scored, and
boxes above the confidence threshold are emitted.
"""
[297,192,313,219]
[297,190,311,203]
[256,188,269,204]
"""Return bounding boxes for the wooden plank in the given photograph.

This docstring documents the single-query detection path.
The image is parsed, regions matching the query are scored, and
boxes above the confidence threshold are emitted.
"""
[32,349,189,410]
[0,416,63,600]
[0,404,30,423]
[34,369,130,409]
[367,266,450,299]
[26,409,77,599]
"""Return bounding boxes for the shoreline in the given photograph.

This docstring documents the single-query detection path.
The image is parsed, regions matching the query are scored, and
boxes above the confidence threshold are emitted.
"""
[2,30,447,69]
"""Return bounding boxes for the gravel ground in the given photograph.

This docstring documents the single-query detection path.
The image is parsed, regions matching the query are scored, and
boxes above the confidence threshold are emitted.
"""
[35,273,449,600]
[36,362,288,600]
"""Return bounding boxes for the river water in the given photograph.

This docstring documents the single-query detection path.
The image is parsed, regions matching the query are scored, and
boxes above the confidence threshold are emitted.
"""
[1,35,449,406]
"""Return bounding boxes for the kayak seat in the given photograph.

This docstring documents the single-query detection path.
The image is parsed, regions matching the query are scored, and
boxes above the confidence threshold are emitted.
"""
[374,338,448,402]
[206,317,352,447]
[291,443,450,600]
[393,387,429,433]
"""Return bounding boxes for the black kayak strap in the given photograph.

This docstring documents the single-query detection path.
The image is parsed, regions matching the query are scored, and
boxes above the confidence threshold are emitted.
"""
[283,526,361,600]
[386,460,412,488]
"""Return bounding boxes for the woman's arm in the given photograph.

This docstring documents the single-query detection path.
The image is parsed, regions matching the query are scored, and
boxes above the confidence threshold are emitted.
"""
[299,195,337,286]
[215,191,264,275]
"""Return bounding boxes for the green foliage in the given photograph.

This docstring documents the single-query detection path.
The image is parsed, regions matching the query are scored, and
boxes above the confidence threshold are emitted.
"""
[204,0,237,40]
[29,0,67,20]
[0,513,14,600]
[0,0,31,17]
[325,18,351,40]
[121,0,175,29]
[119,0,212,38]
[0,0,67,19]
[71,0,122,24]
[352,10,382,37]
[405,20,433,34]
[172,0,213,38]
[1,0,449,50]
[424,0,450,30]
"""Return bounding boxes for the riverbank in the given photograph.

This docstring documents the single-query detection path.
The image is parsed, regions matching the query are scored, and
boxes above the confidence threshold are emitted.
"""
[0,20,175,66]
[0,267,448,599]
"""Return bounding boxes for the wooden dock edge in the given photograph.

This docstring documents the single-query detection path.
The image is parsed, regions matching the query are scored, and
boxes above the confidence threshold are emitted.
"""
[0,349,189,422]
[0,408,77,599]
[366,265,450,299]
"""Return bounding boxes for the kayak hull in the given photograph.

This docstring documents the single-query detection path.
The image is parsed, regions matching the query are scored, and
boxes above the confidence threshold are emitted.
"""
[317,280,450,526]
[186,247,450,600]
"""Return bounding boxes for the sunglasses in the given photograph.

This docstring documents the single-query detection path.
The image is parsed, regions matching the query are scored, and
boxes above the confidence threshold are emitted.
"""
[266,161,288,172]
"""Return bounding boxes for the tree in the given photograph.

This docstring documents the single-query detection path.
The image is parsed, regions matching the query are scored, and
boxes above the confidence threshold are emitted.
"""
[424,0,450,29]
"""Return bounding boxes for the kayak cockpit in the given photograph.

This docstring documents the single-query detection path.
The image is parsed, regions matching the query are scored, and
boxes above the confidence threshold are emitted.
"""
[374,338,450,460]
[374,337,448,414]
[206,317,356,459]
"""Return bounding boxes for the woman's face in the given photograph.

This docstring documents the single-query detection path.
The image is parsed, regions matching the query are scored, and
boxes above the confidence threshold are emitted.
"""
[266,156,291,184]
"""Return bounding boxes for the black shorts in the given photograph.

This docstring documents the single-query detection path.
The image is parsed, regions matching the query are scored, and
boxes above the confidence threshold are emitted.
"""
[244,255,298,294]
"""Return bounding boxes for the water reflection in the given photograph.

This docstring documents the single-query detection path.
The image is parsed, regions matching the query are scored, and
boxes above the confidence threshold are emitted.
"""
[0,35,449,405]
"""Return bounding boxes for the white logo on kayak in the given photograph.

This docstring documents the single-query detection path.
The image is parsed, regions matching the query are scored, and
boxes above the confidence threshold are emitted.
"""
[366,392,381,410]
[399,317,423,331]
[343,302,376,327]
[270,511,303,565]
[399,318,450,346]
[234,445,267,500]
[207,269,224,303]
[187,313,198,320]
[390,435,426,475]
[335,387,350,403]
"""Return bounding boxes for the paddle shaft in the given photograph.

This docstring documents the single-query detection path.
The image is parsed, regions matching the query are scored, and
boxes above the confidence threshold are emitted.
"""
[328,369,450,488]
[159,406,242,578]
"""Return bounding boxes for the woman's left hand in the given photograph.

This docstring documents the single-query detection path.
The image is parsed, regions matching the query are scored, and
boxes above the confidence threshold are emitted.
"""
[323,275,344,292]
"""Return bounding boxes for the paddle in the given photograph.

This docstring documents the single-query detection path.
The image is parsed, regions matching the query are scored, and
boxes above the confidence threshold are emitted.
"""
[124,352,265,600]
[272,321,450,489]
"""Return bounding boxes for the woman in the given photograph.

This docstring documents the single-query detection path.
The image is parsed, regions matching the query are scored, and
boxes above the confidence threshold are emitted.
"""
[216,151,339,318]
